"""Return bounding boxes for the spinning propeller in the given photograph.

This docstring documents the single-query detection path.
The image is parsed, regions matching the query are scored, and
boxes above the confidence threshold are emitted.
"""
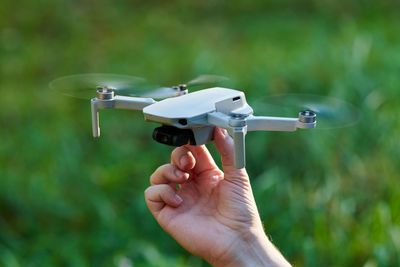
[49,73,228,99]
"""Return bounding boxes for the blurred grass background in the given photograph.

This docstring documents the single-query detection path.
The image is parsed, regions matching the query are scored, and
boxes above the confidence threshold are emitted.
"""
[1,0,400,266]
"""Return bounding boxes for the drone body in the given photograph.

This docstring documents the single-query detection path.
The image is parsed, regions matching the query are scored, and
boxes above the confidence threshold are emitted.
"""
[144,88,252,147]
[91,86,316,168]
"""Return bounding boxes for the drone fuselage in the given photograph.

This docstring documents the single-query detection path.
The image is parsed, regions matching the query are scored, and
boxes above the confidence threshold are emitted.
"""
[143,87,253,145]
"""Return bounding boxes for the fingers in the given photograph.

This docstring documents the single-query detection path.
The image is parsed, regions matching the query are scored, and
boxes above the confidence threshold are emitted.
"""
[150,164,190,185]
[145,184,183,214]
[146,164,188,215]
[171,147,196,171]
[213,127,248,180]
[171,145,218,174]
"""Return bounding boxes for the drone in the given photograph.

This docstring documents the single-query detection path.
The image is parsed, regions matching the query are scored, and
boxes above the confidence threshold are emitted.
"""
[50,74,358,169]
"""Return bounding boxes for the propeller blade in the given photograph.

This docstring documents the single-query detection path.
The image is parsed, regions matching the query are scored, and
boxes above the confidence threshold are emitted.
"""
[186,74,229,87]
[49,73,147,99]
[140,87,181,99]
[50,73,230,100]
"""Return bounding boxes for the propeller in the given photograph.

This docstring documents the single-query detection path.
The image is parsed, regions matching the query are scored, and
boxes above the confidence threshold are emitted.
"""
[248,94,361,129]
[186,74,229,87]
[49,73,229,100]
[49,73,147,100]
[140,74,229,98]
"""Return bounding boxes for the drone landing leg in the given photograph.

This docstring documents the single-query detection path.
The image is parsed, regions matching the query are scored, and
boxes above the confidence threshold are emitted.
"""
[208,112,248,169]
[91,99,100,137]
[230,126,247,169]
[91,95,155,138]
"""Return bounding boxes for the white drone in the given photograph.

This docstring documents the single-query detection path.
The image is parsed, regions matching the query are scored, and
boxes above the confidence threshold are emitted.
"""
[89,79,316,168]
[51,73,358,169]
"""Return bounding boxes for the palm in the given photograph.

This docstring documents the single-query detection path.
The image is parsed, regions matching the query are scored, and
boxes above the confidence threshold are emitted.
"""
[155,167,258,259]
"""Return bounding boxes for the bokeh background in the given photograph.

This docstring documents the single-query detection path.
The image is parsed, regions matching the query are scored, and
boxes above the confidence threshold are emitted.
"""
[1,0,399,266]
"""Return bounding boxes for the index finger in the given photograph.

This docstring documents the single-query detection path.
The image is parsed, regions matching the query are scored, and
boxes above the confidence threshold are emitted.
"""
[171,145,218,175]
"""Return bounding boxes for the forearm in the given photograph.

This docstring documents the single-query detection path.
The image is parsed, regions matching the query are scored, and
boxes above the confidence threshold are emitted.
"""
[211,229,291,267]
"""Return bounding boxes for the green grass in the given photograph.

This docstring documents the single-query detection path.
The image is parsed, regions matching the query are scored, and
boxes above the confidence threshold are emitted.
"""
[1,1,399,266]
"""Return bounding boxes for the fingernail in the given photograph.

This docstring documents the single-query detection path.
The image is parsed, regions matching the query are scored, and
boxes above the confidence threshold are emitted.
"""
[180,156,189,167]
[175,169,184,177]
[220,127,227,137]
[174,194,183,203]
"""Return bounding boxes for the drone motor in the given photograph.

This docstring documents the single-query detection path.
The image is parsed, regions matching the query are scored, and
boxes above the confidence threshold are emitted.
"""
[299,110,317,123]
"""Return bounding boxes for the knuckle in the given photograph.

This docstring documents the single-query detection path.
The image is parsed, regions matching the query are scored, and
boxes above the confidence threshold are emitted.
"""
[149,172,156,182]
[150,164,172,184]
[161,186,174,197]
[155,164,170,173]
[171,146,189,160]
[144,187,152,198]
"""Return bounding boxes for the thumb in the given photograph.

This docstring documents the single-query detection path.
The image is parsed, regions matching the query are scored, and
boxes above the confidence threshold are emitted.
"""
[214,127,249,180]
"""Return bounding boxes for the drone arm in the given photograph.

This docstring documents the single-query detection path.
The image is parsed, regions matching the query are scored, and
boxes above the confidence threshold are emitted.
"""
[91,96,156,137]
[246,115,315,131]
[113,95,156,110]
[207,111,231,129]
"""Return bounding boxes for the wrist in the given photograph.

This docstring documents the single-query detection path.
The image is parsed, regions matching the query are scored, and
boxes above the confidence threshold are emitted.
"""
[211,228,291,267]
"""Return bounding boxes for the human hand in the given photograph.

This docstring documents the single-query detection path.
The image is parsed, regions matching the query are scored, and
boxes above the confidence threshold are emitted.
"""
[144,127,290,266]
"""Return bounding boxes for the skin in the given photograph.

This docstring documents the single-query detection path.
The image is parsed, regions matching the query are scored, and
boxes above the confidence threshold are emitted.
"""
[144,127,291,266]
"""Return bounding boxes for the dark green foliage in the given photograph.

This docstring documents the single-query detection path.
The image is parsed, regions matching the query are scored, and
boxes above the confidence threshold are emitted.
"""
[0,1,399,266]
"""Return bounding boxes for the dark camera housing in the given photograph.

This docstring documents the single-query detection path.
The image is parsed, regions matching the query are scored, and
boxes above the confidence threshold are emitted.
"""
[152,125,196,146]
